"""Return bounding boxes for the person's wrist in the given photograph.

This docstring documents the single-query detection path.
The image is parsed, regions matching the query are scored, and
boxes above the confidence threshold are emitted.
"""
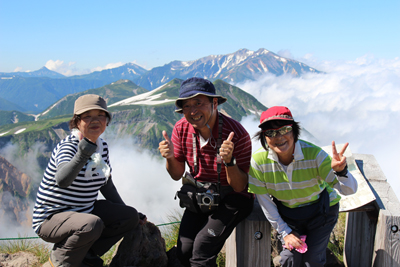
[224,156,236,167]
[334,164,348,177]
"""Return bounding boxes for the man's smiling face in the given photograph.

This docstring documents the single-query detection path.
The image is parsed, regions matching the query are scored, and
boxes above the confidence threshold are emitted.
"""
[182,95,217,131]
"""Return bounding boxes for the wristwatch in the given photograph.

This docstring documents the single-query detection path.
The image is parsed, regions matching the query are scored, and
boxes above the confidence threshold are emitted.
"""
[224,156,236,167]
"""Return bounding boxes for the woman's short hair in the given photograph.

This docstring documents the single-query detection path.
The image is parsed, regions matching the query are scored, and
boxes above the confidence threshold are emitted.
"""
[253,120,301,151]
[69,114,80,130]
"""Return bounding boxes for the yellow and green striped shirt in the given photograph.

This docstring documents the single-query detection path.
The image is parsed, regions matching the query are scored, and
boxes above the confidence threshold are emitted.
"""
[248,140,341,208]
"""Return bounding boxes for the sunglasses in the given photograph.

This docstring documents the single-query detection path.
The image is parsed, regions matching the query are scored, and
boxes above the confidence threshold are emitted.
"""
[263,125,293,138]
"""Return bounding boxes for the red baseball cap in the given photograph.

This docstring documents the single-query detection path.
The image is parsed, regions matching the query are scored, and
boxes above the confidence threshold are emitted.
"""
[258,106,294,128]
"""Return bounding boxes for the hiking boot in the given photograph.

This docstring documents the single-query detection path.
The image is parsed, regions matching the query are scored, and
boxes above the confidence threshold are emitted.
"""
[81,250,103,267]
[49,251,63,267]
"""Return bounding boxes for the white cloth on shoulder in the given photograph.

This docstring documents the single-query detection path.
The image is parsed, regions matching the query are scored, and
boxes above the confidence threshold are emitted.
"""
[71,128,111,179]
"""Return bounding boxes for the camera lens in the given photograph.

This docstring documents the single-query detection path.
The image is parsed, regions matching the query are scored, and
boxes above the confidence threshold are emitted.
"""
[202,196,213,205]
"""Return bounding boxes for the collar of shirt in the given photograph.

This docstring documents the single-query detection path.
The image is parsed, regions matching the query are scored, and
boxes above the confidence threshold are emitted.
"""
[267,140,304,163]
[186,112,221,147]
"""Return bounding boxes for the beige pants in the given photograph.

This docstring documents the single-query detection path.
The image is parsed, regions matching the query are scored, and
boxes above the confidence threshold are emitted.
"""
[38,200,139,267]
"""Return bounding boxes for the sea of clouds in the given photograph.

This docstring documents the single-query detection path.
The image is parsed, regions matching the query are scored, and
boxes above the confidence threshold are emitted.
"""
[237,54,400,201]
[1,54,399,240]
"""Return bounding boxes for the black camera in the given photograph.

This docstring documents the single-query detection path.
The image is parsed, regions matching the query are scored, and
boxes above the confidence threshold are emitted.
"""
[196,189,220,207]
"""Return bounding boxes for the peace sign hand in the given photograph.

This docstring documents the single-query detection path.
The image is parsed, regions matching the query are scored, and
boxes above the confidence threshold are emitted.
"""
[331,141,348,172]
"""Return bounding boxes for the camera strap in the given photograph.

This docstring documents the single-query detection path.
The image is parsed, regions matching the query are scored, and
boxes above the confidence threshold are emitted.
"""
[192,114,224,193]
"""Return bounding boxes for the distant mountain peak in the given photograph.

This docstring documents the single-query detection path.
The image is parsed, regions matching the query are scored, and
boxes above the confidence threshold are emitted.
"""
[135,48,319,89]
[0,48,321,113]
[113,79,134,85]
[0,66,65,79]
[33,66,65,77]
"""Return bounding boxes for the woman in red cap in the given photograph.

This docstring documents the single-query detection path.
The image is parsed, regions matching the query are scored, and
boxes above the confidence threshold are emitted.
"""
[248,106,357,267]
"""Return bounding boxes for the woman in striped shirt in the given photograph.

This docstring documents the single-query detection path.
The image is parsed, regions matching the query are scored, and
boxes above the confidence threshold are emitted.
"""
[248,106,357,267]
[32,94,146,267]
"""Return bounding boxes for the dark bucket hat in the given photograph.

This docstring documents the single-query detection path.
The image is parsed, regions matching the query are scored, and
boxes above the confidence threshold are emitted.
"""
[175,77,227,113]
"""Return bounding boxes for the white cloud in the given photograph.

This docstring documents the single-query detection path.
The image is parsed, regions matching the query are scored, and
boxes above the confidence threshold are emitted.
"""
[45,59,79,76]
[44,60,130,76]
[277,49,294,59]
[236,55,400,200]
[98,134,183,225]
[90,62,125,73]
[13,67,23,72]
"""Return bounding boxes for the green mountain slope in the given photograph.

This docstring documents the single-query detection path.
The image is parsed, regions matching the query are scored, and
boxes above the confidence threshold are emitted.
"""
[0,110,35,126]
[0,97,27,112]
[37,79,148,120]
[0,79,267,161]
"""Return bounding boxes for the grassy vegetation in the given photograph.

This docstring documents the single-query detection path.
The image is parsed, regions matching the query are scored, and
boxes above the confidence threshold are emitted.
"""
[329,212,347,262]
[0,237,133,266]
[0,237,51,265]
[101,244,118,266]
[161,210,182,252]
[0,115,70,136]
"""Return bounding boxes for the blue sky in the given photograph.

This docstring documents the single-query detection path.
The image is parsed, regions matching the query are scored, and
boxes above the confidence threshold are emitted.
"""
[0,0,399,74]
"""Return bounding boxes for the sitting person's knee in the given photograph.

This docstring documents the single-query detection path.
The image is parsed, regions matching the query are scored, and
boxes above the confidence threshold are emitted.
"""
[82,215,104,240]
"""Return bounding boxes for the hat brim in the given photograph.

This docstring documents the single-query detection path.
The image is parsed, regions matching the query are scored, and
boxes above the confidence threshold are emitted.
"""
[174,93,227,113]
[258,117,293,128]
[75,105,111,118]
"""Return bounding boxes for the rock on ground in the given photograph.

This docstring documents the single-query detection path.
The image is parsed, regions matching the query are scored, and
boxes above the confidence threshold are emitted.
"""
[0,252,39,267]
[109,222,169,267]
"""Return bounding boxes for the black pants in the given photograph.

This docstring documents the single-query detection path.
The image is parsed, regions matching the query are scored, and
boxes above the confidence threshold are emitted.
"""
[279,203,340,267]
[177,194,254,267]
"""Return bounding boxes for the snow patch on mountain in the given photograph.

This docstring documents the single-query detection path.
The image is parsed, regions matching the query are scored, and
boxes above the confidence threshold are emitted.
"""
[0,131,10,136]
[181,61,192,67]
[128,68,137,74]
[109,85,174,106]
[14,128,26,134]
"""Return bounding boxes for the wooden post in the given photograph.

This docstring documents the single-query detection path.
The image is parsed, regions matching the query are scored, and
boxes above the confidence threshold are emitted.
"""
[343,211,377,267]
[344,154,400,267]
[226,199,271,267]
[372,210,400,267]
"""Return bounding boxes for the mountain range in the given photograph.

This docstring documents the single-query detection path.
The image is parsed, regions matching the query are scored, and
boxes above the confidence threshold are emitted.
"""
[0,48,320,113]
[0,49,318,230]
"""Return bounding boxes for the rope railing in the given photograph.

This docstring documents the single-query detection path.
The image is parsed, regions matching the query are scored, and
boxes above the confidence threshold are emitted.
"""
[0,221,181,241]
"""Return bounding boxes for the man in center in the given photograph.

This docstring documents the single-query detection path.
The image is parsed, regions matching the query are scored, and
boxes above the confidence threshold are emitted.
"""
[158,77,254,267]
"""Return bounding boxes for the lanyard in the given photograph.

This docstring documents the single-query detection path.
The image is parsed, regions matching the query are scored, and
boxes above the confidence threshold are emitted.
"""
[192,114,224,192]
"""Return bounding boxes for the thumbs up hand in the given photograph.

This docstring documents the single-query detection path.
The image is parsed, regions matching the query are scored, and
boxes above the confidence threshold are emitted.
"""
[159,131,174,159]
[220,132,235,164]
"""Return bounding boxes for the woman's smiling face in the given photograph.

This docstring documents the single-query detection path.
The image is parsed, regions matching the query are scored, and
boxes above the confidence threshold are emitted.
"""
[265,121,295,159]
[77,109,108,142]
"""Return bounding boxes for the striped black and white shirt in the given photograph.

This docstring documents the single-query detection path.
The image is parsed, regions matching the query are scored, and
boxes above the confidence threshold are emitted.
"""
[32,134,110,233]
